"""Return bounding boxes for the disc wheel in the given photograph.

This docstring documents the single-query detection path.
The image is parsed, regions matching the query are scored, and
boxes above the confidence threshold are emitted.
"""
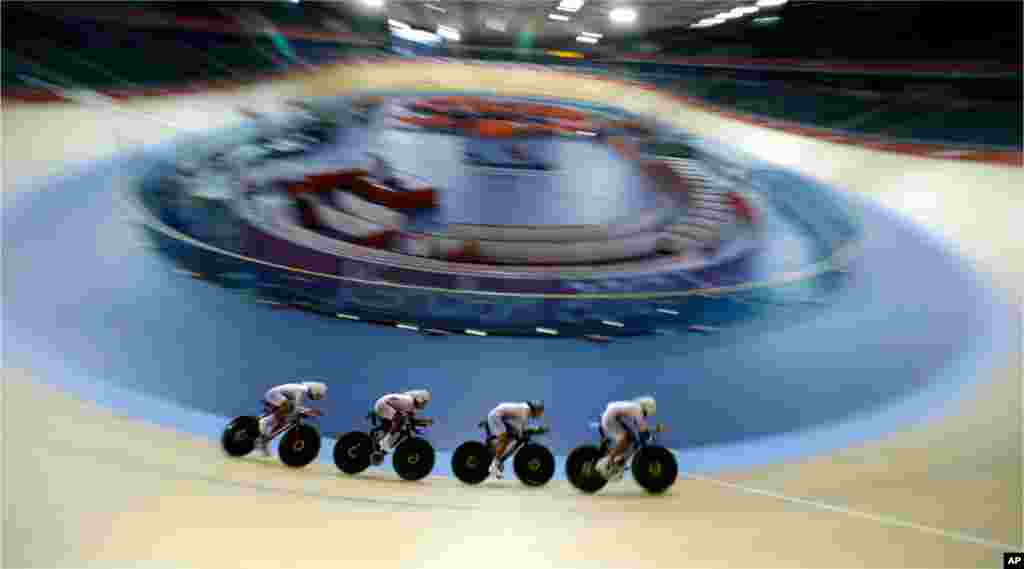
[513,443,555,487]
[222,416,260,457]
[333,431,373,475]
[392,437,436,481]
[631,445,678,494]
[566,445,608,494]
[452,441,492,485]
[278,424,321,468]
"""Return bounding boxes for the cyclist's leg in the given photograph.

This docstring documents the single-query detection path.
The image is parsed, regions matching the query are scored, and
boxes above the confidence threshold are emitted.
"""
[487,412,510,477]
[374,403,401,451]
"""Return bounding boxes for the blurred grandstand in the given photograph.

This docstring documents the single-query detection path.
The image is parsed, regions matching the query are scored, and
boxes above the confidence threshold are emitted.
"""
[3,0,1020,148]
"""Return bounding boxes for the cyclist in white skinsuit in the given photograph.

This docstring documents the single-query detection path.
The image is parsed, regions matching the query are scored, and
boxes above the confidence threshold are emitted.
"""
[373,389,431,451]
[596,396,656,481]
[486,400,545,479]
[259,381,328,456]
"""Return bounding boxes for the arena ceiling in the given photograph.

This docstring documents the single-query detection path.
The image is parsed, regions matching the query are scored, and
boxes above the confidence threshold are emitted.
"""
[380,0,791,44]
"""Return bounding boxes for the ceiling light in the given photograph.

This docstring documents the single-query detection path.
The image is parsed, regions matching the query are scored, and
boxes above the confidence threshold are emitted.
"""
[582,31,603,38]
[485,18,507,32]
[392,27,440,44]
[362,0,384,8]
[738,6,760,15]
[388,19,410,31]
[425,3,447,13]
[756,0,787,6]
[558,0,584,12]
[576,35,599,44]
[609,7,636,24]
[548,13,570,21]
[437,25,461,41]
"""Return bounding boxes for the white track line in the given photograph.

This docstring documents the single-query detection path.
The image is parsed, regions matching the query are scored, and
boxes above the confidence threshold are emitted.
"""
[685,473,1023,551]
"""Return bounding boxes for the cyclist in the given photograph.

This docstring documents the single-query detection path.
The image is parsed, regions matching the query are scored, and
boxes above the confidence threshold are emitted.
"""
[258,381,328,456]
[486,400,545,480]
[595,395,656,481]
[373,389,431,452]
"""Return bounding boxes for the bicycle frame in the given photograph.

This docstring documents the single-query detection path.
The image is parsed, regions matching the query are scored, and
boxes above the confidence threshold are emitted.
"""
[261,404,317,440]
[590,420,658,461]
[367,412,430,445]
[479,421,545,457]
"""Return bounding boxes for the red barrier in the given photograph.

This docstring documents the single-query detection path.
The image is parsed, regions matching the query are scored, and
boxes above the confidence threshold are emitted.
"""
[305,169,369,191]
[727,191,758,225]
[397,114,457,129]
[350,177,438,211]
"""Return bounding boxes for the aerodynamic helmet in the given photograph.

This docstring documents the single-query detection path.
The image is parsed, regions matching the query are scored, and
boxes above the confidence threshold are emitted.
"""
[526,400,545,417]
[406,389,431,409]
[303,381,328,401]
[634,395,656,417]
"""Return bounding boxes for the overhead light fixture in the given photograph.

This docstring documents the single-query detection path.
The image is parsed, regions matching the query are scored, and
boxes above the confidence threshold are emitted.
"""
[485,18,507,32]
[548,13,570,21]
[388,19,410,31]
[425,3,447,13]
[362,0,384,8]
[558,0,584,12]
[576,35,599,44]
[609,7,636,24]
[753,15,781,24]
[756,0,787,6]
[581,31,603,38]
[437,25,461,41]
[737,6,760,15]
[392,27,441,44]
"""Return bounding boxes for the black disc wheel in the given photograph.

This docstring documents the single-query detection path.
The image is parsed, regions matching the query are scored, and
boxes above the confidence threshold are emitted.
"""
[513,443,555,487]
[333,431,373,475]
[452,441,492,485]
[631,445,678,494]
[566,445,608,494]
[222,416,260,457]
[392,437,436,481]
[278,424,321,468]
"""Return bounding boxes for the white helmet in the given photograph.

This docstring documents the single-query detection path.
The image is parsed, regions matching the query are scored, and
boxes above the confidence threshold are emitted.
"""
[406,389,431,409]
[303,381,328,400]
[634,395,656,417]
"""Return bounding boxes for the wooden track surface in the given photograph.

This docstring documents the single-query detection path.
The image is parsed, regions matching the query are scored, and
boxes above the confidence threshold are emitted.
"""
[3,61,1021,568]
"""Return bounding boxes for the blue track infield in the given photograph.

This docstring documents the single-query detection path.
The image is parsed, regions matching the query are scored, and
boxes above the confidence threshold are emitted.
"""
[4,121,1016,480]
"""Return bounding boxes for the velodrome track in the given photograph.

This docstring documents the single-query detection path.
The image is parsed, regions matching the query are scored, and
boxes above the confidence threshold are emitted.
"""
[3,61,1022,568]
